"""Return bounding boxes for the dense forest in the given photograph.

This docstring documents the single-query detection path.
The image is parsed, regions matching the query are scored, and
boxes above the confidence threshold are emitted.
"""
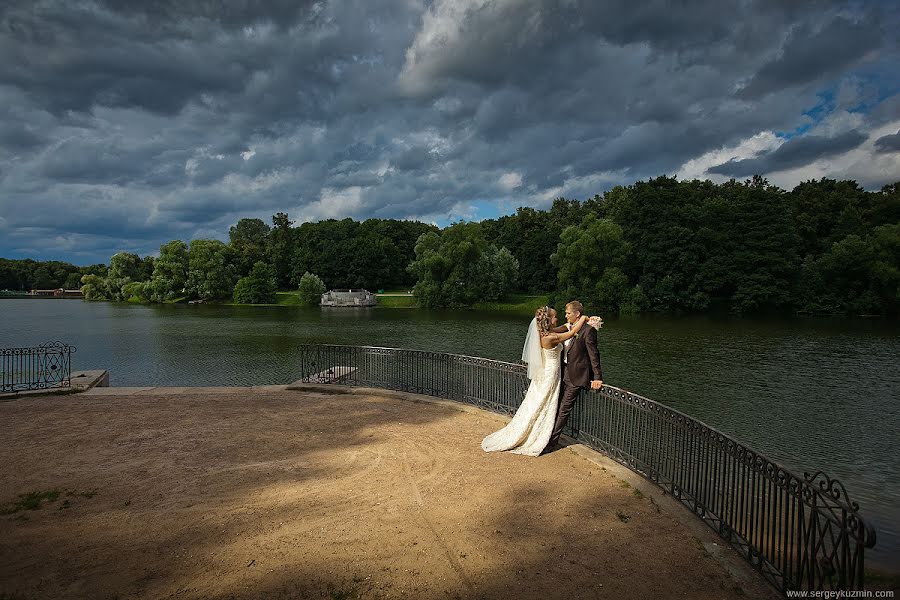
[2,176,897,316]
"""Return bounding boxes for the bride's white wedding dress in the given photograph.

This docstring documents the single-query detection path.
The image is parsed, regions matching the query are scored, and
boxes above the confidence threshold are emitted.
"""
[481,344,561,456]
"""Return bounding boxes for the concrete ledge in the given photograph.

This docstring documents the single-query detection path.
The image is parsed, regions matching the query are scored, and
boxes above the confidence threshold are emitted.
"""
[70,369,109,391]
[0,369,108,401]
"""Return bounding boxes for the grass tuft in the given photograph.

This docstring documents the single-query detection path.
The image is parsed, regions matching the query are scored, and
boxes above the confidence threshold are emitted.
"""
[2,490,62,514]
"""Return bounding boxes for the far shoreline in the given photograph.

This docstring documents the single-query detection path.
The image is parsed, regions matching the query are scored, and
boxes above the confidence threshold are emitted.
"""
[1,291,551,313]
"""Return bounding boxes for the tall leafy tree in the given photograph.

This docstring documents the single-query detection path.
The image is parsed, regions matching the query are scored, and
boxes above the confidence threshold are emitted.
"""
[790,178,871,259]
[186,240,237,300]
[105,252,143,301]
[721,177,800,313]
[229,218,271,277]
[408,222,518,308]
[233,261,278,304]
[269,212,295,288]
[297,272,326,306]
[80,274,107,300]
[552,214,630,313]
[149,240,189,302]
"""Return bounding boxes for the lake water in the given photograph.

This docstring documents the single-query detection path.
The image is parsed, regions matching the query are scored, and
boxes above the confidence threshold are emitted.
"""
[2,298,898,570]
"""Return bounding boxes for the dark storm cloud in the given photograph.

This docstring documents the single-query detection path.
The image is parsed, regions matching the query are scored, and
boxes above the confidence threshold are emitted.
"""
[708,130,869,177]
[737,16,883,99]
[0,0,898,263]
[874,130,900,154]
[91,0,319,29]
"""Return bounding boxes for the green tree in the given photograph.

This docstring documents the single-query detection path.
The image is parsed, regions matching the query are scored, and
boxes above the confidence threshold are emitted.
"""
[594,267,631,313]
[871,223,900,315]
[620,284,648,315]
[269,212,295,288]
[408,222,517,308]
[297,271,326,306]
[64,272,83,289]
[798,224,899,315]
[482,203,572,293]
[122,281,149,302]
[105,252,143,301]
[186,239,237,300]
[139,256,155,281]
[475,246,519,301]
[233,261,278,304]
[148,240,189,302]
[345,220,403,289]
[409,227,464,308]
[721,177,800,313]
[552,214,630,312]
[229,218,271,277]
[80,274,107,300]
[790,178,871,258]
[108,252,142,280]
[31,265,56,289]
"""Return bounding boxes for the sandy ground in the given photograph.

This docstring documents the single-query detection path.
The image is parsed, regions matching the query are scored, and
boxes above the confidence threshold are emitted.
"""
[0,387,779,600]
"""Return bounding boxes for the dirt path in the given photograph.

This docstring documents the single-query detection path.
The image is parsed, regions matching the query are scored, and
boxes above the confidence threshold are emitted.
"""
[0,388,778,599]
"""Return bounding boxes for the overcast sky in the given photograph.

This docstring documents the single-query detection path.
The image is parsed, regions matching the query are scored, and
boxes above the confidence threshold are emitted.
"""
[1,0,898,265]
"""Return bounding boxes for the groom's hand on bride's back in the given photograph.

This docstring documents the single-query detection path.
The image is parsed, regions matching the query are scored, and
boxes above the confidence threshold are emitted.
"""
[591,380,603,390]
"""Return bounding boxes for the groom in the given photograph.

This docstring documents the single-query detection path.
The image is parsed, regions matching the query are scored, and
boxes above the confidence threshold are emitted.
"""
[544,300,603,453]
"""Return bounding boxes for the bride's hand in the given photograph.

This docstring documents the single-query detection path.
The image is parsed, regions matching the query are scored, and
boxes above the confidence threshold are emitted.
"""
[588,316,603,329]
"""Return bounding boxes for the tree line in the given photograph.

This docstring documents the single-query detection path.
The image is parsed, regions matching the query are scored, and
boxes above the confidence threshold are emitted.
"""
[2,176,897,315]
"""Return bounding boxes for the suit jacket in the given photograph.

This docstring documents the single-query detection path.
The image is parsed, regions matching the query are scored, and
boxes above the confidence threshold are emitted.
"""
[562,324,603,388]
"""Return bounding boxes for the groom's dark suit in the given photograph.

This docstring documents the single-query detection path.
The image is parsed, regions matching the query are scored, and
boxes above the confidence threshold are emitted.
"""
[547,322,602,449]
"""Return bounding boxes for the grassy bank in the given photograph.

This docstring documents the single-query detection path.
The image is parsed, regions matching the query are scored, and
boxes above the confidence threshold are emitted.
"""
[473,294,549,313]
[275,292,302,305]
[193,292,304,307]
[376,295,417,308]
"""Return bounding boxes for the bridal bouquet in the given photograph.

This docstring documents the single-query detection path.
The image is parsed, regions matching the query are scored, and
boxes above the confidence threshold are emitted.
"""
[588,316,603,330]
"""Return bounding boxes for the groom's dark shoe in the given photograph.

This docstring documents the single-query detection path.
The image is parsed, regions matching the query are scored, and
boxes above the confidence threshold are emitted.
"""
[540,443,559,456]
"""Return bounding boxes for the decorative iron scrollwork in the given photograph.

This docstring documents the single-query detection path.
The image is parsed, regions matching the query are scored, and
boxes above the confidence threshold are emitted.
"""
[1,341,74,392]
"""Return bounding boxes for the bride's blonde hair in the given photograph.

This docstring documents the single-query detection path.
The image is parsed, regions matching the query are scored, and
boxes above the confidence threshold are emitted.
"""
[534,306,554,336]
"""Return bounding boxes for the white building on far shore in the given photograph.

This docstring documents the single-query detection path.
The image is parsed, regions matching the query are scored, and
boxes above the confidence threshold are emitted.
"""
[320,289,377,307]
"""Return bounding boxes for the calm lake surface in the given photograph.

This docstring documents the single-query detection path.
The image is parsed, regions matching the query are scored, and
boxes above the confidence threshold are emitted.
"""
[2,298,898,570]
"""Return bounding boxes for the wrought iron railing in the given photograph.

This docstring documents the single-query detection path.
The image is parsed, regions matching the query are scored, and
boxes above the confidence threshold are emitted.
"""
[296,344,877,594]
[1,342,75,393]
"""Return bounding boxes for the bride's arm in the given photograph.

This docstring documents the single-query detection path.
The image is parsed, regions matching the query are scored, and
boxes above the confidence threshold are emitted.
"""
[542,315,588,346]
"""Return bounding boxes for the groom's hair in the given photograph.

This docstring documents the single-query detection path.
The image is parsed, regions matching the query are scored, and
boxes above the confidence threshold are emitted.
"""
[566,300,584,316]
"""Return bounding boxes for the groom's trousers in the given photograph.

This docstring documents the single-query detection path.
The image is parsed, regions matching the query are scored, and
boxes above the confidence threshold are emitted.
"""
[548,382,582,447]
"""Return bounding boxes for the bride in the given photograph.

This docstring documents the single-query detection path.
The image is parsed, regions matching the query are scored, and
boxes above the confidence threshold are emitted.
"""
[481,306,591,456]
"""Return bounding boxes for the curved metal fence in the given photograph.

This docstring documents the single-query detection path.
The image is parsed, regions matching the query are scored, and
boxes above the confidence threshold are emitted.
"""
[1,341,75,393]
[297,344,876,593]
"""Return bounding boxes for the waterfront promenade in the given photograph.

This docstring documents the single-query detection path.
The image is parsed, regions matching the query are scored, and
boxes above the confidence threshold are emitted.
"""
[0,386,778,599]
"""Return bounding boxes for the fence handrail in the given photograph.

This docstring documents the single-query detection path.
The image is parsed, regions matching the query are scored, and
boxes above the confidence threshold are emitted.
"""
[587,385,874,528]
[301,343,528,370]
[296,343,877,593]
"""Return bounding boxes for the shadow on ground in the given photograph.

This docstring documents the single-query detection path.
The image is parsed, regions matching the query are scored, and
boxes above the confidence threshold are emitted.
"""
[0,389,778,599]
